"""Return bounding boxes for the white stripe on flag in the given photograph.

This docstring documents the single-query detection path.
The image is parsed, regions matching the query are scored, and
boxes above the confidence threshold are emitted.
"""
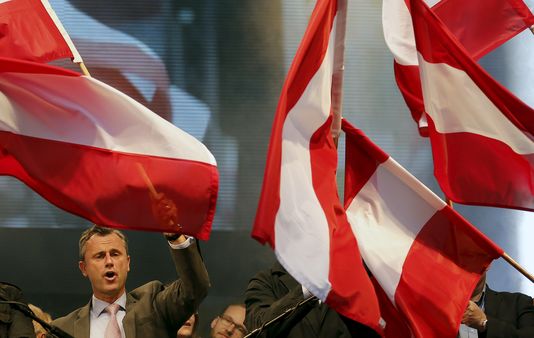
[0,72,216,164]
[419,58,534,155]
[382,0,418,66]
[274,16,338,302]
[346,157,445,301]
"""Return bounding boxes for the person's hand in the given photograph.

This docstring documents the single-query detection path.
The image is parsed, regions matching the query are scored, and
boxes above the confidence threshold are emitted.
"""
[462,300,487,331]
[150,193,186,243]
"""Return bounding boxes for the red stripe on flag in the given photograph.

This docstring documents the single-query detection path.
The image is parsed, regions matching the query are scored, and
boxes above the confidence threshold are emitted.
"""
[427,118,534,211]
[0,57,80,76]
[342,119,388,209]
[395,207,503,338]
[433,0,534,60]
[0,0,75,63]
[0,131,218,239]
[252,0,337,246]
[312,117,382,331]
[393,62,428,136]
[371,277,412,338]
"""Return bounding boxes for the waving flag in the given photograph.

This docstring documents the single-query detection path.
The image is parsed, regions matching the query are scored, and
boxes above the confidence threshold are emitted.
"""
[0,0,81,63]
[382,0,534,135]
[0,58,218,239]
[412,0,534,211]
[251,0,382,332]
[343,120,503,338]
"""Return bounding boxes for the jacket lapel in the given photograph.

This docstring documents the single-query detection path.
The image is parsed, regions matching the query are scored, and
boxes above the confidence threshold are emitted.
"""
[74,302,90,338]
[484,287,500,317]
[122,293,137,338]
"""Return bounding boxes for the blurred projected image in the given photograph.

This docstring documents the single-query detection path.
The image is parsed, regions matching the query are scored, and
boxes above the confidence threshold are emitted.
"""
[0,0,239,229]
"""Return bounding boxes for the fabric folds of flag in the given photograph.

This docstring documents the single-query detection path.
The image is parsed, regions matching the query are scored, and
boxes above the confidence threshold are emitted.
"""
[0,58,218,239]
[411,0,534,211]
[342,120,503,338]
[382,0,534,136]
[0,0,82,62]
[251,0,382,332]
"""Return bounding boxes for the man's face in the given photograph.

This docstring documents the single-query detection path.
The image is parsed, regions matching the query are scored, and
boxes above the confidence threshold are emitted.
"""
[79,233,130,303]
[210,305,247,338]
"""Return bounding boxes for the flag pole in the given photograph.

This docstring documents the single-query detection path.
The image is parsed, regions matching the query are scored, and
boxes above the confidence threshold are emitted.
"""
[135,163,159,199]
[446,196,534,283]
[530,25,534,35]
[330,0,347,145]
[77,62,91,77]
[502,253,534,283]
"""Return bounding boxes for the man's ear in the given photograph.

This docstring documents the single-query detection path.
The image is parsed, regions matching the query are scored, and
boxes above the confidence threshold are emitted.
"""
[211,317,218,329]
[79,260,88,277]
[127,255,131,272]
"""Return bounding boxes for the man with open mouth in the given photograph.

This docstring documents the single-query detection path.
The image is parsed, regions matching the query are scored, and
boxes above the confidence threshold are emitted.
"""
[51,195,210,338]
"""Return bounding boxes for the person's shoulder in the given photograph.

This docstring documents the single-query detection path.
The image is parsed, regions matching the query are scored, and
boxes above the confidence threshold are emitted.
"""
[0,282,23,297]
[129,280,165,299]
[0,282,30,306]
[52,305,86,327]
[488,287,532,304]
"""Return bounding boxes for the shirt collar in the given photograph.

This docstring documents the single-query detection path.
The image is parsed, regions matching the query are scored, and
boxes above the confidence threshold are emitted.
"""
[91,291,127,317]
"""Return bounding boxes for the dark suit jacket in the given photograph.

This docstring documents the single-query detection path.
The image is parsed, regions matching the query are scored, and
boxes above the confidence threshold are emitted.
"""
[480,286,534,338]
[0,283,35,338]
[245,262,378,338]
[52,242,209,338]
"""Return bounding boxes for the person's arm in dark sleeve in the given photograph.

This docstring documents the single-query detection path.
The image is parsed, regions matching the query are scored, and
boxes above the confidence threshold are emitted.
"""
[244,271,316,337]
[154,237,210,332]
[485,294,534,338]
[0,284,36,338]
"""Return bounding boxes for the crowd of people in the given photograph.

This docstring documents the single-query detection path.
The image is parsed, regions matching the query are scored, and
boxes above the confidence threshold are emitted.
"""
[1,194,533,338]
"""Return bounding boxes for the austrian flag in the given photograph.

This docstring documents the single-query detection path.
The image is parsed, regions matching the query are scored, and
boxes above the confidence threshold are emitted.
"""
[0,58,218,239]
[252,0,382,333]
[411,0,534,211]
[343,120,503,338]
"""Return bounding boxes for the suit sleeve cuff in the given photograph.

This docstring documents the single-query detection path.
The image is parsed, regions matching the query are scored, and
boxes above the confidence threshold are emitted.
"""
[168,236,195,249]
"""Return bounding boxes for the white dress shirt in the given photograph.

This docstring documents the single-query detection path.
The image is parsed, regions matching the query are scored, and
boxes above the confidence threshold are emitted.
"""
[90,292,127,338]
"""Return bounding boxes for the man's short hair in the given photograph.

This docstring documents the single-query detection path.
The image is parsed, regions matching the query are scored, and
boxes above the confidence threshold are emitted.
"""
[79,225,128,261]
[222,303,246,314]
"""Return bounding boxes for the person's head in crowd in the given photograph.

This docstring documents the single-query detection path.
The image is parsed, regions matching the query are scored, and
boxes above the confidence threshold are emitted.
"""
[78,225,131,303]
[471,271,487,299]
[28,304,52,338]
[177,313,199,338]
[210,304,247,338]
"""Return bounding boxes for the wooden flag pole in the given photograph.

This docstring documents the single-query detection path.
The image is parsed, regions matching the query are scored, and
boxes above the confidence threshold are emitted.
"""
[77,62,91,77]
[135,163,159,199]
[446,196,534,283]
[502,252,534,283]
[530,25,534,35]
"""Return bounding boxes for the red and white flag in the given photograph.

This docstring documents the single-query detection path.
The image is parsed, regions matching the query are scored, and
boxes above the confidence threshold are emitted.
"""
[382,0,534,135]
[0,58,218,239]
[251,0,382,332]
[0,0,81,63]
[342,120,503,338]
[412,0,534,211]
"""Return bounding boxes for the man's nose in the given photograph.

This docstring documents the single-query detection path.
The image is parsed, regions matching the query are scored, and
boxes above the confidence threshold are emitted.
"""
[104,253,114,265]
